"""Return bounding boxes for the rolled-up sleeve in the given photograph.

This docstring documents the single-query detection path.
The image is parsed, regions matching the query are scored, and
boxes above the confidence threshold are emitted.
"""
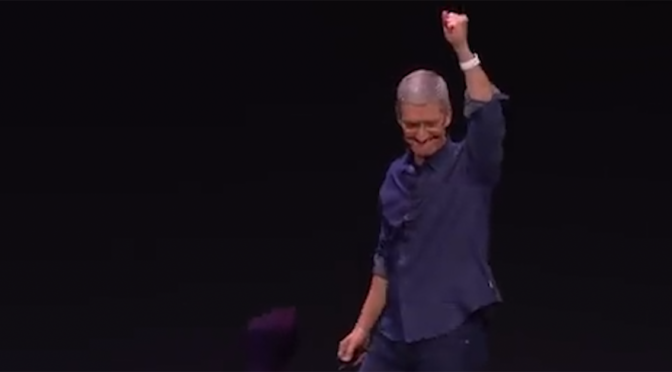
[373,252,387,278]
[372,223,388,278]
[464,87,509,185]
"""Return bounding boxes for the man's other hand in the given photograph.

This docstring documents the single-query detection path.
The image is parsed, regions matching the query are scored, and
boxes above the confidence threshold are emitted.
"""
[337,326,369,365]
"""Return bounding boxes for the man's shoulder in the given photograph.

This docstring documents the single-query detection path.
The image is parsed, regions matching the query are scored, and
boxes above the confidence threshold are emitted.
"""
[376,154,407,193]
[385,153,409,176]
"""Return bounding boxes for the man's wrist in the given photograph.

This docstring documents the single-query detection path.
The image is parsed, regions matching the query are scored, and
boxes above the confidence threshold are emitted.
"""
[453,44,474,63]
[353,323,371,334]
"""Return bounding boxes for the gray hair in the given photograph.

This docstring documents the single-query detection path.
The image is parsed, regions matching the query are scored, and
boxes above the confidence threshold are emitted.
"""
[396,69,451,116]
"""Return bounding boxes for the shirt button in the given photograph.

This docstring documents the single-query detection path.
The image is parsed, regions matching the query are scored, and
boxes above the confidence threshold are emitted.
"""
[403,214,411,221]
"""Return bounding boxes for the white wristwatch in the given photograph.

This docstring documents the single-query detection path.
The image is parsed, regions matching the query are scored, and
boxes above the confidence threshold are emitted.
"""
[459,53,481,71]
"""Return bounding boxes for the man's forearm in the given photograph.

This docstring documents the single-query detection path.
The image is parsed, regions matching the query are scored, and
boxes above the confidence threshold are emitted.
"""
[454,44,494,102]
[354,274,388,332]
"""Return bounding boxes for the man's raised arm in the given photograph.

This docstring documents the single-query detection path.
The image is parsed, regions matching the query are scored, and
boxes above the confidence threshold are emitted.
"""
[443,11,508,184]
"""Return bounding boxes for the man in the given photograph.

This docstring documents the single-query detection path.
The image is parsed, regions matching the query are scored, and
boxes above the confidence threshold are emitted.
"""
[246,307,298,371]
[337,10,507,372]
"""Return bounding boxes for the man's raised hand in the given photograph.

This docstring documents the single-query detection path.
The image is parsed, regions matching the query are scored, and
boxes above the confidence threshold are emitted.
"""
[441,10,469,50]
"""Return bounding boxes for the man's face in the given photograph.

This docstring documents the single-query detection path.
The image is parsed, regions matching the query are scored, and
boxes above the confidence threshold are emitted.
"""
[398,102,450,159]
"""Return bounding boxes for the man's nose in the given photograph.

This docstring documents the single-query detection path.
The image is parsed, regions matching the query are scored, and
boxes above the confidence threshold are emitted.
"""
[415,127,430,142]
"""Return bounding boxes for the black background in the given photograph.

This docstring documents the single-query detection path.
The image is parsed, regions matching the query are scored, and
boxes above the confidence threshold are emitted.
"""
[1,2,670,371]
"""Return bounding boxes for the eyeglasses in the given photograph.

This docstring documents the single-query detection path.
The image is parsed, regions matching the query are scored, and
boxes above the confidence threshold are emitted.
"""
[399,119,445,132]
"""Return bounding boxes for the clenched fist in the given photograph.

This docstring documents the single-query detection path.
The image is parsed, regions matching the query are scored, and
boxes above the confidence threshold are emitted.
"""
[442,11,469,49]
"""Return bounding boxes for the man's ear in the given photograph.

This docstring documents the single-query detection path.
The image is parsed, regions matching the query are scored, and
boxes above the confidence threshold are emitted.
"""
[443,112,453,128]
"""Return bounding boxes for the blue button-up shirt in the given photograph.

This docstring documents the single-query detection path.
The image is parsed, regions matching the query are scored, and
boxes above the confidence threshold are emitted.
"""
[373,91,508,342]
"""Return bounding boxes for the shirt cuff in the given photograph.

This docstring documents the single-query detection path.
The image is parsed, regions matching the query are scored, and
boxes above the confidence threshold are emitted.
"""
[463,86,509,118]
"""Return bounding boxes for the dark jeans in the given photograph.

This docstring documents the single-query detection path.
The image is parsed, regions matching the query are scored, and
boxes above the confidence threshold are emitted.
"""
[360,312,489,372]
